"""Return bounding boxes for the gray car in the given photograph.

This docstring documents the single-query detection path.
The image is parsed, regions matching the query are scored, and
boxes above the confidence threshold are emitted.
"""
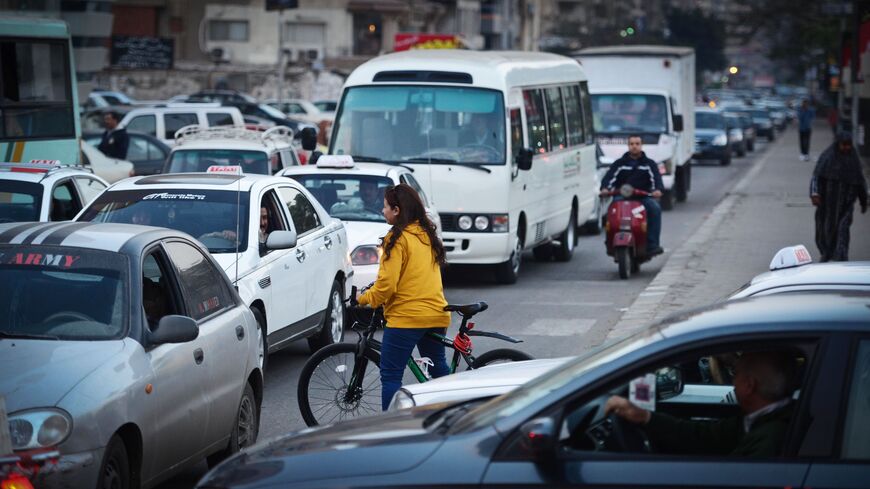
[0,222,263,489]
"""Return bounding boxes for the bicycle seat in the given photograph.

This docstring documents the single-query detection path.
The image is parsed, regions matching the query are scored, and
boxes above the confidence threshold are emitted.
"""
[444,302,488,316]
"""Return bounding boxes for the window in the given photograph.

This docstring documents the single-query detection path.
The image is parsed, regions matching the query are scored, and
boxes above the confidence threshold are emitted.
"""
[206,112,235,126]
[125,136,166,163]
[523,89,548,153]
[166,149,269,175]
[290,175,391,222]
[283,22,325,45]
[544,87,566,150]
[164,241,233,321]
[842,340,870,459]
[563,85,585,146]
[50,180,80,221]
[286,103,305,114]
[0,40,74,139]
[208,20,249,42]
[0,180,42,222]
[164,113,197,140]
[126,115,156,137]
[509,108,523,160]
[141,250,181,331]
[402,174,429,206]
[74,177,106,204]
[278,187,321,235]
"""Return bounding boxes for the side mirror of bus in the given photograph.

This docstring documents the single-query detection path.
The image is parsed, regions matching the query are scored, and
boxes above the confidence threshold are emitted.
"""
[516,148,534,171]
[300,127,317,151]
[672,114,684,132]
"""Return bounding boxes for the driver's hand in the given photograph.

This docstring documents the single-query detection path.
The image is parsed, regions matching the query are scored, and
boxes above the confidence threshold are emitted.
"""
[651,190,663,198]
[599,189,610,196]
[604,396,651,425]
[220,230,237,241]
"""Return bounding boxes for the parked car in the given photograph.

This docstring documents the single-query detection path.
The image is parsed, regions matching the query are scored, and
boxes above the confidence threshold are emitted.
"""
[83,90,135,109]
[693,107,731,166]
[80,141,136,183]
[187,89,258,105]
[265,98,332,124]
[83,131,170,176]
[282,155,440,289]
[220,100,317,139]
[0,221,263,489]
[313,99,337,114]
[76,170,354,371]
[163,126,299,175]
[118,105,244,144]
[198,292,870,489]
[0,162,109,222]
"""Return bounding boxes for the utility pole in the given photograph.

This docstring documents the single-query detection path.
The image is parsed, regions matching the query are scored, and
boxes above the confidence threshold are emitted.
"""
[277,9,284,105]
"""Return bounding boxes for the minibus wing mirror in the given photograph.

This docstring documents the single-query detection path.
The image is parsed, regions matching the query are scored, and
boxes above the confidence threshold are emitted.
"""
[516,148,534,171]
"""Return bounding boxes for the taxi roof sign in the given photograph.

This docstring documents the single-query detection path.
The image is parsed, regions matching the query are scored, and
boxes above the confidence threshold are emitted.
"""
[206,165,243,175]
[0,162,60,173]
[28,159,61,165]
[316,155,355,169]
[769,244,813,271]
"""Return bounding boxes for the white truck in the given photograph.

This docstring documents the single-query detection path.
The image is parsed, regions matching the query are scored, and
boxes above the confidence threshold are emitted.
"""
[576,45,696,210]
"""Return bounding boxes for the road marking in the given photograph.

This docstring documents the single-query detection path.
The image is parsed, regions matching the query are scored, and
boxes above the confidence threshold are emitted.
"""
[514,301,613,307]
[524,318,596,336]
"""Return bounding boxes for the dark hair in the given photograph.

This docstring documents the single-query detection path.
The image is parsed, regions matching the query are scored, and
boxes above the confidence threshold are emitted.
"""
[381,183,446,266]
[628,134,643,143]
[104,111,121,123]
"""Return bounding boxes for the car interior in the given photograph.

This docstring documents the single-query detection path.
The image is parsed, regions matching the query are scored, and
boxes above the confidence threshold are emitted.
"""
[142,252,181,331]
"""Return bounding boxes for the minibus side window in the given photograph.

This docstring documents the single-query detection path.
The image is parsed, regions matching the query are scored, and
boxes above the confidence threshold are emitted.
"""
[544,87,566,151]
[523,89,548,153]
[562,85,585,147]
[579,82,595,144]
[509,108,523,160]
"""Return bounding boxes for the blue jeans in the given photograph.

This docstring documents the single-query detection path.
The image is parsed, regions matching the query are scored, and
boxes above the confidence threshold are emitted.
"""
[614,196,661,252]
[380,326,450,410]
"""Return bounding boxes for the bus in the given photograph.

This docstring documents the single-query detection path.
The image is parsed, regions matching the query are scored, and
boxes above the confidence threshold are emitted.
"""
[0,16,80,164]
[329,50,599,284]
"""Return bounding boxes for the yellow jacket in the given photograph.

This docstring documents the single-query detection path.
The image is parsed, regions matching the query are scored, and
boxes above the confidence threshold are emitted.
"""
[358,223,450,328]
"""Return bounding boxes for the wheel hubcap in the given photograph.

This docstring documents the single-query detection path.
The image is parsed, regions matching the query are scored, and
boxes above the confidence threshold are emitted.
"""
[256,323,265,370]
[237,396,255,448]
[103,459,121,489]
[330,291,343,343]
[511,239,522,274]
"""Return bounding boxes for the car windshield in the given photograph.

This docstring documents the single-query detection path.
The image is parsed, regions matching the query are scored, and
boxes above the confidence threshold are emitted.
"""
[0,245,127,340]
[78,189,251,253]
[592,94,668,134]
[314,101,336,112]
[0,180,42,222]
[167,149,270,175]
[331,85,506,165]
[696,113,726,130]
[289,174,392,223]
[452,324,663,433]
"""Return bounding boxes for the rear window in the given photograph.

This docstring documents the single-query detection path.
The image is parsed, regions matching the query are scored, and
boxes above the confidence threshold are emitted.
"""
[0,245,128,340]
[166,149,269,175]
[0,180,43,222]
[695,112,725,130]
[78,189,251,253]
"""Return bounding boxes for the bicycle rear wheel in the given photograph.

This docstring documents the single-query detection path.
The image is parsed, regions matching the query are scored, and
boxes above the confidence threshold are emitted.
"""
[470,348,534,369]
[297,342,382,427]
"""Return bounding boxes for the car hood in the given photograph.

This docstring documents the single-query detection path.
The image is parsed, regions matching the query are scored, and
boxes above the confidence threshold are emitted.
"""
[405,357,571,397]
[0,339,126,411]
[342,220,389,250]
[695,128,726,139]
[203,407,447,486]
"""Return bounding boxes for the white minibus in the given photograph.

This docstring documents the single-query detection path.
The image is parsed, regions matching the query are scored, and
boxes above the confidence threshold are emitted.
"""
[329,50,599,284]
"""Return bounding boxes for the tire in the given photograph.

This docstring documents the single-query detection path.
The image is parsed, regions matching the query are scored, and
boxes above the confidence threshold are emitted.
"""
[207,383,259,468]
[553,207,576,262]
[298,342,382,427]
[720,151,731,166]
[494,236,522,284]
[532,243,553,262]
[630,253,640,273]
[616,247,631,279]
[471,348,534,369]
[581,198,604,235]
[768,133,775,142]
[252,308,267,374]
[308,280,345,352]
[748,139,755,152]
[737,144,746,157]
[97,435,130,489]
[660,189,674,211]
[674,166,688,203]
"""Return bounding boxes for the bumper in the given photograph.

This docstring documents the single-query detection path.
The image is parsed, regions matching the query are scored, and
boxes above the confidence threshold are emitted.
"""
[31,449,102,489]
[693,145,729,160]
[443,232,512,265]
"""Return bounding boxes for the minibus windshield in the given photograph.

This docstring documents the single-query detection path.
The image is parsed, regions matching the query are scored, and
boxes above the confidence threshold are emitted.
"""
[331,86,506,166]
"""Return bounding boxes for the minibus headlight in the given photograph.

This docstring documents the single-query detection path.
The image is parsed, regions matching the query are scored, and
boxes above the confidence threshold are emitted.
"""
[491,214,509,232]
[474,216,489,231]
[458,215,473,231]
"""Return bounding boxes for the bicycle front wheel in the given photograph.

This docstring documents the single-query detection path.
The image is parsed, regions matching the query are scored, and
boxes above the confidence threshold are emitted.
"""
[470,348,534,369]
[297,342,382,427]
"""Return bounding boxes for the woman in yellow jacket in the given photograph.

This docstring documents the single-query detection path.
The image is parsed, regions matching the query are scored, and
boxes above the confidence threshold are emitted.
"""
[357,183,450,410]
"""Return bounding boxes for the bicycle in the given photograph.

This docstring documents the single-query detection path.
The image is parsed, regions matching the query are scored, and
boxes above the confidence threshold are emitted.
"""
[297,290,533,426]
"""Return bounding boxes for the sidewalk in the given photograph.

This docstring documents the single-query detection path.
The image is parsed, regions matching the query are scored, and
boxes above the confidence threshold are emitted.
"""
[608,121,870,339]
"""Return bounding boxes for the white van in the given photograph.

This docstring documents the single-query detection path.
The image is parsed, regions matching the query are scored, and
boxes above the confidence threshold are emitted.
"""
[330,50,599,284]
[119,105,245,144]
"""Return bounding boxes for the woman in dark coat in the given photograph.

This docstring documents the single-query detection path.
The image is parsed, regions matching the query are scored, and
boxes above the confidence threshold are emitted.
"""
[810,131,868,261]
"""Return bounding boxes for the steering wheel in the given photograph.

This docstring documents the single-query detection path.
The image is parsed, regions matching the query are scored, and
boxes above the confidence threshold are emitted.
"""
[42,311,96,325]
[605,413,651,453]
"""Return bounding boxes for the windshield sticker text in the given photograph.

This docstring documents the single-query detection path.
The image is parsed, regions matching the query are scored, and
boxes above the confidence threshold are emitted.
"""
[143,192,206,201]
[0,252,81,268]
[197,296,220,315]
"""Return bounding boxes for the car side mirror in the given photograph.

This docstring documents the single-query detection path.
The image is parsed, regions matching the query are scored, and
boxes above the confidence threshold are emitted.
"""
[266,229,297,250]
[672,114,684,132]
[299,127,317,151]
[150,315,198,344]
[515,148,534,171]
[517,417,557,461]
[655,366,684,401]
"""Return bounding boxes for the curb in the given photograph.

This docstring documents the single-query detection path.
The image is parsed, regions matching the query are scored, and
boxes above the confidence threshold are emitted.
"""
[605,135,784,341]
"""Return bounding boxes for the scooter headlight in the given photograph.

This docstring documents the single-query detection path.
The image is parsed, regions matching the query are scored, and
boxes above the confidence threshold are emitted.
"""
[619,184,634,199]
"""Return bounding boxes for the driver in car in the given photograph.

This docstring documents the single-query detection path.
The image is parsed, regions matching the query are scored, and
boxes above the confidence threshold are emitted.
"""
[604,351,797,457]
[358,180,384,214]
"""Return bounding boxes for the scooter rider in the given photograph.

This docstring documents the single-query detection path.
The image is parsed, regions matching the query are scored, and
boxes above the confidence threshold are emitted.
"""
[600,135,665,256]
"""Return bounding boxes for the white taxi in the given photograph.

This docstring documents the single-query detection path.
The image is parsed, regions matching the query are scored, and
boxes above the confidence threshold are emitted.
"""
[282,156,440,289]
[76,167,353,370]
[0,162,109,223]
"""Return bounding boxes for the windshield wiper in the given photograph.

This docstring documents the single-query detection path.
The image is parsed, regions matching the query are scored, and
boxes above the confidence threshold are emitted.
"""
[404,158,492,174]
[349,154,384,163]
[0,331,60,340]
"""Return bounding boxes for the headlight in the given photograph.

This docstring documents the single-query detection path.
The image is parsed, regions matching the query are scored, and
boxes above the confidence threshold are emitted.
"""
[388,389,416,411]
[8,409,72,450]
[712,134,728,146]
[474,215,489,231]
[729,129,743,140]
[457,215,473,231]
[491,214,509,232]
[350,245,380,266]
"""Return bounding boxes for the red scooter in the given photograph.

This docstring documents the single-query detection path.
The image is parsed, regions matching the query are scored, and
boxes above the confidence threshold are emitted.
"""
[605,185,653,279]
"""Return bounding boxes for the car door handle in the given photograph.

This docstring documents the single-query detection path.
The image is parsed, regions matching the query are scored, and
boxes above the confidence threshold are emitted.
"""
[324,235,333,249]
[296,249,306,263]
[193,348,204,365]
[236,325,245,340]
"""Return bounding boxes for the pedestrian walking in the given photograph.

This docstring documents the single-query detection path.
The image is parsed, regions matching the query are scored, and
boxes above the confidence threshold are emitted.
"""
[798,100,815,161]
[810,131,868,262]
[97,111,129,160]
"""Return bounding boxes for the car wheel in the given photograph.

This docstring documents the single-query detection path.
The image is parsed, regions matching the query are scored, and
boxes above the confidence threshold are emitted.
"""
[207,383,259,468]
[720,152,731,166]
[494,236,522,284]
[581,197,604,235]
[660,189,674,211]
[308,280,345,352]
[553,207,576,262]
[252,308,267,374]
[97,435,130,489]
[674,166,688,203]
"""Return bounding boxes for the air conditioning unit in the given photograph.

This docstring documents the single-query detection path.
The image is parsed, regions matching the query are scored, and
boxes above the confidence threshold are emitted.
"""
[287,48,321,63]
[210,46,232,64]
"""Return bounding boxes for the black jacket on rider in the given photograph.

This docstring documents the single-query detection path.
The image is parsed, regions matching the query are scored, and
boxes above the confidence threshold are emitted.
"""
[600,151,664,194]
